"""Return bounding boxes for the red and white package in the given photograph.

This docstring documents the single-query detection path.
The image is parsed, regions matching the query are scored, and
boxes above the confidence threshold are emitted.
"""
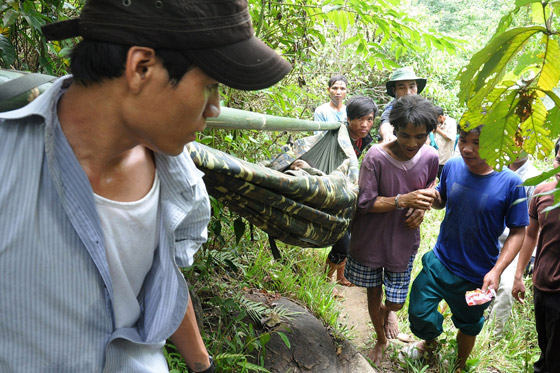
[465,288,496,306]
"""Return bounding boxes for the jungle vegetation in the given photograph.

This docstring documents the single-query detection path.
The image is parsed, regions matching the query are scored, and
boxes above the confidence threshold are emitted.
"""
[2,0,559,371]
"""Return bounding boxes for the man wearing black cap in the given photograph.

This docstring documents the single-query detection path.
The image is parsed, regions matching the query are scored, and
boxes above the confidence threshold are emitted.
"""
[378,67,427,143]
[0,1,290,372]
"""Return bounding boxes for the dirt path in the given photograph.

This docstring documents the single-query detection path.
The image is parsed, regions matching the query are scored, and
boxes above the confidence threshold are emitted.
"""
[337,286,373,350]
[336,286,411,372]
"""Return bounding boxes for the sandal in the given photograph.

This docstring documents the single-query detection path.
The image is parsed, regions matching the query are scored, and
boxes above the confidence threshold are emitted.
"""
[398,341,424,361]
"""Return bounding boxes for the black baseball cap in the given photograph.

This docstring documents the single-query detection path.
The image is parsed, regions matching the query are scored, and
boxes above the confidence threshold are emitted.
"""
[41,0,291,90]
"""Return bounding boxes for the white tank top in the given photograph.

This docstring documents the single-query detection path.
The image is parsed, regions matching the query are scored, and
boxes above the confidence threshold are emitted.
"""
[94,172,168,371]
[94,172,160,328]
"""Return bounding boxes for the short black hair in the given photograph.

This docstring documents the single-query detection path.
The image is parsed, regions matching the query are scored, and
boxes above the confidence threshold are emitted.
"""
[555,137,560,155]
[346,95,378,121]
[70,40,194,87]
[434,106,444,116]
[328,74,348,88]
[459,125,483,137]
[389,95,437,133]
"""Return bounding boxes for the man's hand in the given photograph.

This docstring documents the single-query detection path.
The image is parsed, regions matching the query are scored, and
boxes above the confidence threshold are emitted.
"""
[405,208,426,229]
[436,127,452,141]
[379,122,396,143]
[400,188,437,210]
[512,276,527,304]
[481,268,500,293]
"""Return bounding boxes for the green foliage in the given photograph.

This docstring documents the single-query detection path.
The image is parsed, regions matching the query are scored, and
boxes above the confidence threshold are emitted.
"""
[217,0,466,127]
[0,0,81,74]
[249,0,458,70]
[457,1,560,170]
[178,236,329,372]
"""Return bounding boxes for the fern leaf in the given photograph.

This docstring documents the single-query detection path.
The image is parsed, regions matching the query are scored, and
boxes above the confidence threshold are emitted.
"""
[537,37,560,91]
[235,295,269,323]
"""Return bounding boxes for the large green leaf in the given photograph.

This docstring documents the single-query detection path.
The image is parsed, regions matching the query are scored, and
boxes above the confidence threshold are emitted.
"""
[459,81,517,130]
[478,91,520,168]
[515,0,544,7]
[490,9,515,40]
[541,89,560,138]
[537,37,560,91]
[520,97,554,159]
[541,89,560,110]
[0,34,16,67]
[457,26,545,106]
[524,166,560,186]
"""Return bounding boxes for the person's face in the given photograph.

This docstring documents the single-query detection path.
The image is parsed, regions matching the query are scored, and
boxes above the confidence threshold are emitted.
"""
[438,114,445,124]
[553,147,560,182]
[394,80,418,98]
[125,65,220,155]
[327,80,347,105]
[347,112,374,139]
[458,131,490,173]
[394,122,428,160]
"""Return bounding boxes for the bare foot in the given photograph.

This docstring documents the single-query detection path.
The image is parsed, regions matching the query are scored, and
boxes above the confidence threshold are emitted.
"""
[332,287,344,299]
[384,310,399,339]
[368,340,390,364]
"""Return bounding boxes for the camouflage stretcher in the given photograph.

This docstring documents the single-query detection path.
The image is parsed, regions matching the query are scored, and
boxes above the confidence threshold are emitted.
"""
[1,69,359,248]
[187,125,359,248]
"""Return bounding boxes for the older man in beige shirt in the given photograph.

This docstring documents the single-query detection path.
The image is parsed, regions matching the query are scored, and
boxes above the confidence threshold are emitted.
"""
[434,106,457,178]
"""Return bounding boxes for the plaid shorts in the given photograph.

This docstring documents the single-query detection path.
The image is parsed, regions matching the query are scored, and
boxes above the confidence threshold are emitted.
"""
[345,255,416,304]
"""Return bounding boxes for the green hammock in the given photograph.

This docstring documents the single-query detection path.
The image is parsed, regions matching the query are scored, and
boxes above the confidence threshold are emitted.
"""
[1,69,359,248]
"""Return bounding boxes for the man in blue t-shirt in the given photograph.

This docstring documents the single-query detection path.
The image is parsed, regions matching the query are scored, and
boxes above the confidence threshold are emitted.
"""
[405,126,529,371]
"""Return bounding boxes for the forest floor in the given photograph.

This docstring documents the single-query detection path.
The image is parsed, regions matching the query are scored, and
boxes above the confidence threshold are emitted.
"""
[336,286,404,372]
[336,285,462,372]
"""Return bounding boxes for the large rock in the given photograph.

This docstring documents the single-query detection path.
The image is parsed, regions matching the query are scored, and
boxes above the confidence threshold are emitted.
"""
[245,293,376,373]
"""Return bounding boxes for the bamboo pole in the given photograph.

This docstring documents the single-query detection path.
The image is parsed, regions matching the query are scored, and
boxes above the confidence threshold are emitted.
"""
[206,107,341,131]
[0,69,342,132]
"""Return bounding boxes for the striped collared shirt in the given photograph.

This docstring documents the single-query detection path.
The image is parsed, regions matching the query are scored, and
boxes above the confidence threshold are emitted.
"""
[0,76,210,372]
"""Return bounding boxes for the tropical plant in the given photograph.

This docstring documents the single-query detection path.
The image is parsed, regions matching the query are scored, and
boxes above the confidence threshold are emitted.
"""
[456,0,560,170]
[0,0,80,74]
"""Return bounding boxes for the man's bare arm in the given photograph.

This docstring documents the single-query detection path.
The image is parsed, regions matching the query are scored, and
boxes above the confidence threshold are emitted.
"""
[482,226,526,292]
[170,297,211,372]
[368,188,437,213]
[512,218,539,303]
[379,122,396,143]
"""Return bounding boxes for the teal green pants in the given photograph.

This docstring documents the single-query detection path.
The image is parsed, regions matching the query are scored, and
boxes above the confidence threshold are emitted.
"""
[409,251,490,340]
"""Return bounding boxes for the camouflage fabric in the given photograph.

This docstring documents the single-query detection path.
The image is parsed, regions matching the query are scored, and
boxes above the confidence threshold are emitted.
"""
[187,125,359,248]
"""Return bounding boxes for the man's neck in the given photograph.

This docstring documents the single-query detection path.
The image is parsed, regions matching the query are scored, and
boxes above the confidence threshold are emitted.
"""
[467,163,494,175]
[57,81,156,201]
[330,100,344,111]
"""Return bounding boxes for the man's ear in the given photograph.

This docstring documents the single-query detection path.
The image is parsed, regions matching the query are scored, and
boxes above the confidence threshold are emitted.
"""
[125,46,158,94]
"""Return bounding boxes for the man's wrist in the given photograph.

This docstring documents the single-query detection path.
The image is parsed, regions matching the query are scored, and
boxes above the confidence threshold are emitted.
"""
[188,356,215,373]
[395,194,404,210]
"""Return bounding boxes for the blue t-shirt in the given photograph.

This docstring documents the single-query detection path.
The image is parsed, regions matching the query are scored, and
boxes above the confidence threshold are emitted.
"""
[313,102,346,123]
[433,157,529,284]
